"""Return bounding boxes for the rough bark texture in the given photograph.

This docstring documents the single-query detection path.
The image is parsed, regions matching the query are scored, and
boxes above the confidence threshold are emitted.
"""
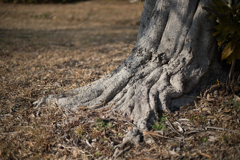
[34,0,226,131]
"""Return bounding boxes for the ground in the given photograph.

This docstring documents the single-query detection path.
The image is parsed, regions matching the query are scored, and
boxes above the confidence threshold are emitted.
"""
[1,0,240,159]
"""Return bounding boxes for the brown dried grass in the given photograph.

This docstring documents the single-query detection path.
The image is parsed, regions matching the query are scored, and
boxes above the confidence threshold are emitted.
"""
[1,0,240,159]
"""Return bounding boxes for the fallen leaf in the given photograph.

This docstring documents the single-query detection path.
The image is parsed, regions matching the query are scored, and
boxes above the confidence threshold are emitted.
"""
[143,131,159,137]
[220,115,233,121]
[173,121,183,133]
[28,142,34,147]
[178,118,190,122]
[222,109,232,113]
[169,150,179,156]
[198,152,212,159]
[234,94,240,103]
[207,93,210,100]
[206,116,216,119]
[72,148,78,158]
[208,136,218,142]
[127,127,132,130]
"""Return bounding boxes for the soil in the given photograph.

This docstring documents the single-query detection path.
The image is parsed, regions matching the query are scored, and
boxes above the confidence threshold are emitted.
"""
[1,0,240,159]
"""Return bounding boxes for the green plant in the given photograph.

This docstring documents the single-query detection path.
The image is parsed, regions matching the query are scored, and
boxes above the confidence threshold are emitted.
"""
[80,135,85,139]
[118,132,123,137]
[223,134,229,141]
[152,113,168,131]
[190,115,197,122]
[91,65,96,68]
[94,151,101,157]
[95,118,114,131]
[201,136,208,142]
[225,98,240,110]
[233,101,240,110]
[207,0,240,64]
[199,115,206,122]
[75,125,85,136]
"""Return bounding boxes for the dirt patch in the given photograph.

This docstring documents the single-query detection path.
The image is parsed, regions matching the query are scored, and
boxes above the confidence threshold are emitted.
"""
[1,0,240,159]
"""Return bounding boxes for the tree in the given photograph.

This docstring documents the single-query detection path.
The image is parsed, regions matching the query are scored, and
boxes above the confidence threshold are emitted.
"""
[34,0,227,143]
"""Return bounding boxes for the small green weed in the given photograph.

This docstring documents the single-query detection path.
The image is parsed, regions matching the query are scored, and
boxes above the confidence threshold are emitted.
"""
[225,99,240,110]
[190,114,206,123]
[152,113,168,131]
[118,132,123,137]
[95,118,114,131]
[95,151,101,157]
[80,135,85,139]
[201,136,208,142]
[190,115,197,122]
[91,65,96,68]
[75,125,85,136]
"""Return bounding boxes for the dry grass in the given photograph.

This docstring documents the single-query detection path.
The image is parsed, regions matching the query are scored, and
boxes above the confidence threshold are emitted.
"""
[1,0,240,159]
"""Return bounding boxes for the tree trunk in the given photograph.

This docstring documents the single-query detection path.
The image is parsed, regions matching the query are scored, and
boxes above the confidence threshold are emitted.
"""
[34,0,226,132]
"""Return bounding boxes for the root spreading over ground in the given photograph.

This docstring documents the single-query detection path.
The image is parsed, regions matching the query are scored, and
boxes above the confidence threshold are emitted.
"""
[1,0,240,159]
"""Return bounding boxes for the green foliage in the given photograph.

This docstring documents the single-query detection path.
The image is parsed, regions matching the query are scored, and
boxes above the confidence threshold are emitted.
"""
[0,0,87,4]
[95,118,115,131]
[94,151,101,157]
[225,98,240,110]
[201,136,208,142]
[118,132,123,137]
[76,125,85,136]
[208,0,240,64]
[152,113,168,131]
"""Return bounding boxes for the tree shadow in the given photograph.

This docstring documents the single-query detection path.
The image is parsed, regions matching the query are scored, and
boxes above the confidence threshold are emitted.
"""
[0,26,138,55]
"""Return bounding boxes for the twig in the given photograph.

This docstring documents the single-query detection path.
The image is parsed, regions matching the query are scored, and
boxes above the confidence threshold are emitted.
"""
[57,144,87,154]
[86,139,93,148]
[198,152,213,159]
[203,84,220,97]
[115,146,132,159]
[206,126,240,135]
[166,118,185,139]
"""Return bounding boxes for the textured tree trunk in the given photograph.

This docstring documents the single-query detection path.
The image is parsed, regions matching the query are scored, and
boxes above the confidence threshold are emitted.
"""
[34,0,225,132]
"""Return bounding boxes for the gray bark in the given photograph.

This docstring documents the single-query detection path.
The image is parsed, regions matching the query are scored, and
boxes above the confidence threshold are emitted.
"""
[34,0,223,131]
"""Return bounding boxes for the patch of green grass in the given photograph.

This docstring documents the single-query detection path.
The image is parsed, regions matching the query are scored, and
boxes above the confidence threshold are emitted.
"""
[225,99,240,111]
[95,118,115,131]
[91,65,96,68]
[152,113,168,131]
[190,115,197,122]
[94,151,101,157]
[75,125,85,137]
[1,111,6,115]
[118,132,123,137]
[199,115,206,122]
[201,136,208,143]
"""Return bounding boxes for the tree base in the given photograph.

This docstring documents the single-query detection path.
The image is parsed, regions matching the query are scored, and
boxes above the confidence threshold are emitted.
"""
[34,0,229,145]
